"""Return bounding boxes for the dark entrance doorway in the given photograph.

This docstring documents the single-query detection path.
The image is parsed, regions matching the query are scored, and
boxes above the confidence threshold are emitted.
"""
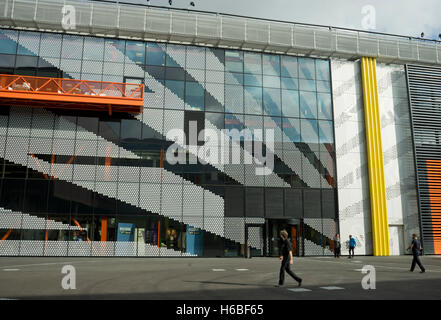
[267,219,302,257]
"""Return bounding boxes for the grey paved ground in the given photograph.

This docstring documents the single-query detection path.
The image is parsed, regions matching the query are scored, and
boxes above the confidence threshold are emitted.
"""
[0,255,440,300]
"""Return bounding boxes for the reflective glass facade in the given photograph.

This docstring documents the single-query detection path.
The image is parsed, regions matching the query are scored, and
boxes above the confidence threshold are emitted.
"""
[0,28,338,257]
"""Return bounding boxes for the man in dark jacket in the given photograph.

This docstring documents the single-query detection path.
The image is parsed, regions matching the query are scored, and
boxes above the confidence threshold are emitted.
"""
[276,230,302,287]
[407,234,425,273]
[334,233,341,258]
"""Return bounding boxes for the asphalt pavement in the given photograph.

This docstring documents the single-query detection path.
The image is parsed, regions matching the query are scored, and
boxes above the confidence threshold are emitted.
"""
[0,255,440,300]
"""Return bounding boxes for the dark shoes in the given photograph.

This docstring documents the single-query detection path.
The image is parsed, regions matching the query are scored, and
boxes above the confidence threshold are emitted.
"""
[298,279,302,287]
[420,270,425,273]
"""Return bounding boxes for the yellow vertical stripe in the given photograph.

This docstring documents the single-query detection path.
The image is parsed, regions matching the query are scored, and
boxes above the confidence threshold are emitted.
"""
[360,57,390,256]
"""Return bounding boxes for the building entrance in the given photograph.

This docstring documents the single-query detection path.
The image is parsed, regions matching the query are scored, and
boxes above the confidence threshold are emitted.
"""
[267,219,302,257]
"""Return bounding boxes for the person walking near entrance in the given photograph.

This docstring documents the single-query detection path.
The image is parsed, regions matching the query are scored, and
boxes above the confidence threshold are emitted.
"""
[276,230,302,287]
[348,235,356,258]
[333,233,341,258]
[407,234,425,273]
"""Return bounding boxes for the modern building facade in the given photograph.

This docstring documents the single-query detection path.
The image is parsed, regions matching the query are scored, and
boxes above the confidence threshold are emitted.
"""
[0,0,440,257]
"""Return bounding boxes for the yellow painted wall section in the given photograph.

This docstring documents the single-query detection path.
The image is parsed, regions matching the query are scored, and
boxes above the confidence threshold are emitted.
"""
[360,57,390,256]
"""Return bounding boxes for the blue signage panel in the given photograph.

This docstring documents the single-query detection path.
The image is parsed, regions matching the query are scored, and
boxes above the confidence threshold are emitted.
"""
[117,223,135,242]
[186,226,203,256]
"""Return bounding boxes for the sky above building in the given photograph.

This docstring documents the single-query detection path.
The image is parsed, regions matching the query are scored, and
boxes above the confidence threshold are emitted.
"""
[107,0,440,39]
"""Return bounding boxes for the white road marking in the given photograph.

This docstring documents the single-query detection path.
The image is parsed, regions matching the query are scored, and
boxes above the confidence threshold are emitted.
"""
[0,260,99,269]
[236,269,249,271]
[0,298,18,300]
[320,286,344,290]
[288,288,311,292]
[3,269,20,271]
[212,269,226,272]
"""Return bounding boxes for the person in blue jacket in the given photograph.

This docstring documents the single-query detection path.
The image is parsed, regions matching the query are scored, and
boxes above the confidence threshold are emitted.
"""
[348,235,356,258]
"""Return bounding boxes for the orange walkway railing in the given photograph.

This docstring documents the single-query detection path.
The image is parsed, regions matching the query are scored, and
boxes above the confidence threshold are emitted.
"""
[0,74,144,114]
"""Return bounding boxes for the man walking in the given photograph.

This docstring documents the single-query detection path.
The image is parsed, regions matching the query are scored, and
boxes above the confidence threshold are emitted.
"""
[348,235,356,258]
[407,234,425,273]
[334,233,341,258]
[276,230,302,287]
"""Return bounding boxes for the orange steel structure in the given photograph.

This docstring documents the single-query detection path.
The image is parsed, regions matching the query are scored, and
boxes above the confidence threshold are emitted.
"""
[426,159,441,255]
[0,74,144,115]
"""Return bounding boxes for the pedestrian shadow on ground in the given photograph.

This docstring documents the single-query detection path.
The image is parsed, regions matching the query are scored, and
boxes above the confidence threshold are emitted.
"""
[183,280,275,287]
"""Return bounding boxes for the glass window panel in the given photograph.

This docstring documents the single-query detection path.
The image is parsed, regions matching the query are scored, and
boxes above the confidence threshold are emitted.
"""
[121,119,142,141]
[317,93,333,120]
[99,120,120,143]
[205,83,224,112]
[165,67,185,81]
[104,39,125,63]
[103,62,124,75]
[282,90,299,118]
[317,80,331,93]
[40,33,62,58]
[146,42,165,66]
[14,69,36,76]
[225,85,244,113]
[207,48,225,70]
[244,86,263,115]
[166,44,185,67]
[281,77,298,90]
[225,113,244,140]
[244,52,262,74]
[319,120,334,144]
[125,41,145,65]
[146,65,165,79]
[299,78,316,92]
[301,119,319,144]
[282,118,301,144]
[62,35,84,59]
[281,55,298,78]
[244,73,262,87]
[264,116,283,144]
[15,55,38,68]
[165,80,185,101]
[263,88,281,116]
[206,70,224,83]
[298,58,315,80]
[186,68,204,83]
[263,54,280,76]
[263,75,280,88]
[81,73,102,81]
[244,115,263,142]
[83,37,104,61]
[300,91,317,119]
[17,31,40,56]
[185,82,204,111]
[186,46,205,69]
[225,50,243,73]
[316,59,330,81]
[81,60,103,74]
[225,71,244,85]
[0,30,18,54]
[0,54,15,68]
[206,112,224,129]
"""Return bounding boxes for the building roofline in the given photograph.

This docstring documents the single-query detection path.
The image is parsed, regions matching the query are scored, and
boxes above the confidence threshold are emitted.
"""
[92,0,439,44]
[1,0,440,66]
